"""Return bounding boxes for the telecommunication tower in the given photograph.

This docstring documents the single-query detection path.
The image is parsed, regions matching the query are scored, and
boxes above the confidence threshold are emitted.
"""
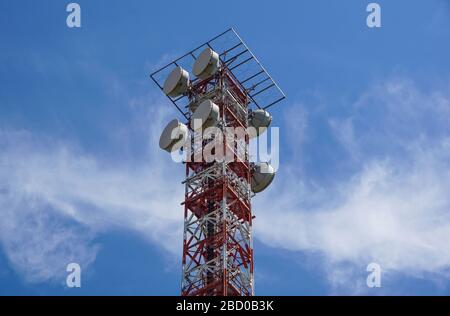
[150,28,285,296]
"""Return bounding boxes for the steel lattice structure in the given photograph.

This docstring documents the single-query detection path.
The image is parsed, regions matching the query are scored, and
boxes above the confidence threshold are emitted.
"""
[150,28,285,296]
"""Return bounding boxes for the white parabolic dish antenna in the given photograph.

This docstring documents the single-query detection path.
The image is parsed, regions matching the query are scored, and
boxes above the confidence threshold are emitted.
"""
[249,109,272,138]
[251,162,275,193]
[159,119,189,152]
[193,47,220,80]
[163,66,190,97]
[190,99,220,130]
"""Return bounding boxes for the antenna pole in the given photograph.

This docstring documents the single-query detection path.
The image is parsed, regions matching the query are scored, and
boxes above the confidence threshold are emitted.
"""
[181,67,254,296]
[151,29,284,296]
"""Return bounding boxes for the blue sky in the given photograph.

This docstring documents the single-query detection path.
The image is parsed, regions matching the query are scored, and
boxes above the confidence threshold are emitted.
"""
[1,0,450,295]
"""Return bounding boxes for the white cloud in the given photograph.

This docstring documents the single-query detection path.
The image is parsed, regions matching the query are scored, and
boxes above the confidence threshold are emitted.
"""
[254,77,450,292]
[0,101,185,283]
[2,75,450,293]
[0,198,99,283]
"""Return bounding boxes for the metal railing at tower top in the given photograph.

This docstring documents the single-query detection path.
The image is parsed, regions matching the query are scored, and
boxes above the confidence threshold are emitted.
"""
[150,28,286,119]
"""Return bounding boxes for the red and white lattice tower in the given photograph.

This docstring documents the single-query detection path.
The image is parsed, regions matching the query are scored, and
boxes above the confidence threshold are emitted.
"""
[182,67,253,296]
[150,29,285,296]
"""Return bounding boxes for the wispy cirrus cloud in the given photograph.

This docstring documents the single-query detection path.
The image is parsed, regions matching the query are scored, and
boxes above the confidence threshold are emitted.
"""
[0,99,184,283]
[2,74,450,294]
[254,77,450,293]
